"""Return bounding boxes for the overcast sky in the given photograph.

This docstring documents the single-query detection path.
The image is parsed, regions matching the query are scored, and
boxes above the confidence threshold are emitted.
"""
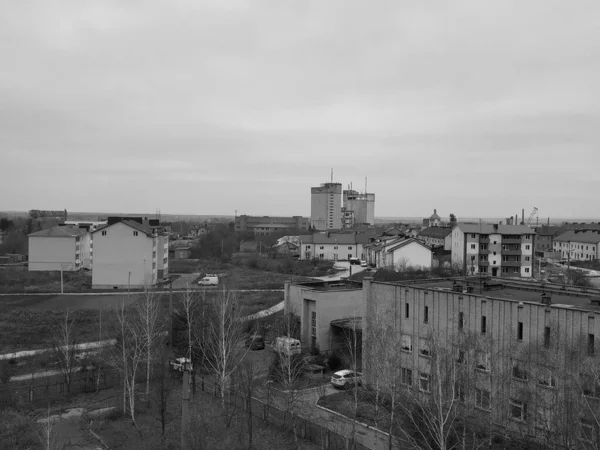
[1,1,599,219]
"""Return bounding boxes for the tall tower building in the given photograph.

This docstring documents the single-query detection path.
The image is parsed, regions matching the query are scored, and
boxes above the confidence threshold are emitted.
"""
[343,189,375,226]
[310,183,342,230]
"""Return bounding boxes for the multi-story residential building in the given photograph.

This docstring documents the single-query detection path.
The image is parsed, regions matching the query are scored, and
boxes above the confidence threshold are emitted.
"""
[28,226,90,271]
[532,226,565,257]
[311,182,342,231]
[342,189,375,226]
[91,219,168,289]
[299,232,372,260]
[553,230,600,261]
[451,224,536,277]
[361,276,600,448]
[234,215,309,235]
[417,226,452,250]
[364,236,433,269]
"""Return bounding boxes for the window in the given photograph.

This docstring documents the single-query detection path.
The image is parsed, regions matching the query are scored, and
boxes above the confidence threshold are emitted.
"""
[589,334,595,355]
[475,389,491,410]
[471,244,476,249]
[525,245,530,250]
[544,327,551,349]
[582,375,600,398]
[424,306,429,324]
[419,373,430,392]
[305,245,311,249]
[401,335,412,352]
[455,383,466,402]
[405,303,410,319]
[476,352,489,371]
[319,253,324,258]
[510,399,527,421]
[512,361,528,380]
[481,316,487,334]
[471,234,476,238]
[319,246,324,250]
[581,418,596,443]
[517,322,523,340]
[333,245,338,250]
[401,368,413,386]
[524,256,530,261]
[311,311,316,337]
[101,231,107,236]
[348,246,352,250]
[419,338,431,357]
[458,312,464,330]
[525,268,530,273]
[133,231,138,236]
[538,369,556,388]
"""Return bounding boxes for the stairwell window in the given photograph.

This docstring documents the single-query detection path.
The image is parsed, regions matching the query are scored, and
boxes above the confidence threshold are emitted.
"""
[544,327,551,349]
[481,316,487,334]
[133,231,138,236]
[101,231,107,236]
[405,303,410,319]
[424,306,429,324]
[458,312,464,330]
[419,373,430,393]
[517,322,523,340]
[589,334,595,355]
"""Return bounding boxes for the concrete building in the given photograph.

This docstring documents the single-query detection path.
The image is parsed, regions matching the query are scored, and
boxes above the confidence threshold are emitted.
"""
[364,236,433,269]
[451,224,536,277]
[342,189,375,226]
[553,230,600,261]
[284,279,364,352]
[28,226,90,271]
[234,215,309,235]
[417,226,453,250]
[362,277,600,448]
[91,220,166,289]
[310,183,342,231]
[533,226,565,257]
[299,232,372,260]
[173,246,191,259]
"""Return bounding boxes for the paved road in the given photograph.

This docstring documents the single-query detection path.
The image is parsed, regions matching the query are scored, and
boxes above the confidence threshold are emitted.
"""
[313,261,370,282]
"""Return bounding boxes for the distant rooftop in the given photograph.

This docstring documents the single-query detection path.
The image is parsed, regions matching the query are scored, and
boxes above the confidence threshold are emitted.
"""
[28,226,88,238]
[295,279,363,291]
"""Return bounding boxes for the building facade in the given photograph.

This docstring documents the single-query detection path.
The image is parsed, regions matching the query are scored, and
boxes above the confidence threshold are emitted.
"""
[365,236,433,269]
[417,226,453,250]
[362,277,600,448]
[311,183,342,231]
[28,226,90,271]
[451,224,536,277]
[91,220,161,289]
[553,230,600,261]
[234,215,309,235]
[299,232,372,260]
[343,189,375,226]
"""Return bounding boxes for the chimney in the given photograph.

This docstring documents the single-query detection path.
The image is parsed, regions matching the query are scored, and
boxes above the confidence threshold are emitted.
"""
[521,209,525,225]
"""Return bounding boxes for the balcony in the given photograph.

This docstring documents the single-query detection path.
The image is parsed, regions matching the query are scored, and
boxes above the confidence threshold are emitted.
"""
[478,261,489,266]
[502,260,522,267]
[502,238,522,245]
[479,238,490,244]
[479,249,490,255]
[502,250,522,256]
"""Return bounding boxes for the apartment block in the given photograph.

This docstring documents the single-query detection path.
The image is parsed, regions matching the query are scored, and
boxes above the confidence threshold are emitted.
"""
[28,226,90,271]
[299,232,373,261]
[234,215,309,235]
[451,224,536,277]
[362,277,600,447]
[311,183,342,231]
[553,230,600,261]
[342,189,375,226]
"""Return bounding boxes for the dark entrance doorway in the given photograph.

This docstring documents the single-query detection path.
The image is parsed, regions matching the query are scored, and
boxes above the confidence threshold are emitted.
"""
[492,267,498,277]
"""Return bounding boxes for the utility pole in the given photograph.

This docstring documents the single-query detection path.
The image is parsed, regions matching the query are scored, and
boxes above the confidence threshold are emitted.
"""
[181,363,191,449]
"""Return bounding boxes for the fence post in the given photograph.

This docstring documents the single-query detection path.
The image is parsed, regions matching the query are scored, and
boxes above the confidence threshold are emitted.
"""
[29,387,34,403]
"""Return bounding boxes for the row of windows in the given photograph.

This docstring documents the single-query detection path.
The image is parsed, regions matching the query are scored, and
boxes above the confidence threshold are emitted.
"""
[557,242,597,251]
[404,304,596,354]
[470,244,530,251]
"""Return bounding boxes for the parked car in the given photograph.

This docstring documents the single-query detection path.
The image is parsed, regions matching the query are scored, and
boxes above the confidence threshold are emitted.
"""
[273,337,301,355]
[349,258,360,265]
[169,357,193,373]
[246,334,265,350]
[331,370,363,389]
[360,260,367,267]
[198,276,218,286]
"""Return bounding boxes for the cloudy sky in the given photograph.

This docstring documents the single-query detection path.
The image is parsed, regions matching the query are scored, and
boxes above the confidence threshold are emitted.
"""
[1,0,599,219]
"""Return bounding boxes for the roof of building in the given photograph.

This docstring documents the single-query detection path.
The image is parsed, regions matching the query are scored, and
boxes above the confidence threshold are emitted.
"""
[92,220,154,237]
[364,236,407,251]
[418,226,452,239]
[387,238,431,253]
[28,226,88,238]
[456,224,536,235]
[533,226,567,236]
[299,232,372,245]
[429,209,441,220]
[554,229,600,244]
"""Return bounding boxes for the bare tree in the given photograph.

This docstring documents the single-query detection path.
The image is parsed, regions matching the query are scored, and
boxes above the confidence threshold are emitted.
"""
[197,289,249,411]
[37,407,65,450]
[51,309,78,393]
[234,360,261,450]
[135,286,165,398]
[153,347,176,442]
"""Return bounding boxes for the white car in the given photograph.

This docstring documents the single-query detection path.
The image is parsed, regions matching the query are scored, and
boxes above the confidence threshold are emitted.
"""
[169,357,193,372]
[331,370,363,389]
[360,261,368,267]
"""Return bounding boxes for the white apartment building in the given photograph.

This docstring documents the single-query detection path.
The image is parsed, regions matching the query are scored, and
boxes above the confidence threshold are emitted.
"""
[451,224,536,278]
[310,182,342,231]
[299,232,371,260]
[364,236,433,269]
[553,230,600,261]
[91,220,162,289]
[28,226,90,271]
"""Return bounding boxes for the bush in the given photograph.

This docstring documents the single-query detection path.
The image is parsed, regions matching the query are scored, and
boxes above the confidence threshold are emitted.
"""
[327,351,343,371]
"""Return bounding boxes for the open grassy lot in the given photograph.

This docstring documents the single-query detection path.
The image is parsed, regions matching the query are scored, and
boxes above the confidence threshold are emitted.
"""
[0,268,93,294]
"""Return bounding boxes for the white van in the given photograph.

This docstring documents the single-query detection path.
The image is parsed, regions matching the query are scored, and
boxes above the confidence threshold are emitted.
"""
[274,337,301,355]
[198,276,218,286]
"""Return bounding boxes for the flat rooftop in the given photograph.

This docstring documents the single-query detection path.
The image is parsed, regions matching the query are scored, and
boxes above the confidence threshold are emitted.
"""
[295,279,363,291]
[396,278,600,312]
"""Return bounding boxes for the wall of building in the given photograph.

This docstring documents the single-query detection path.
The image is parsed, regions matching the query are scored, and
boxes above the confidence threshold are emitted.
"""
[285,282,364,352]
[362,279,600,445]
[91,222,157,288]
[388,243,432,270]
[311,183,342,230]
[451,228,465,268]
[554,241,600,261]
[28,236,77,271]
[156,234,169,279]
